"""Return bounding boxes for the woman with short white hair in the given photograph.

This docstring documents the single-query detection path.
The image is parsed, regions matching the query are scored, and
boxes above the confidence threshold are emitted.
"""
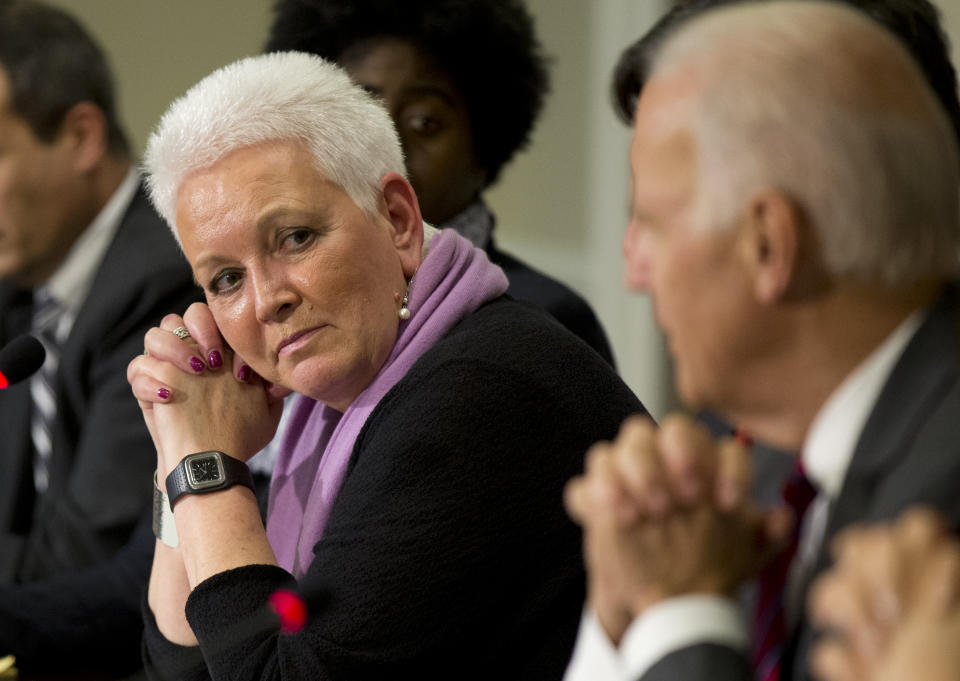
[127,51,644,680]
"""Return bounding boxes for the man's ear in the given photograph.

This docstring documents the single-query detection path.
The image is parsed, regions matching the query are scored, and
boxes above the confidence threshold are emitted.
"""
[740,189,801,304]
[57,101,108,173]
[379,172,424,277]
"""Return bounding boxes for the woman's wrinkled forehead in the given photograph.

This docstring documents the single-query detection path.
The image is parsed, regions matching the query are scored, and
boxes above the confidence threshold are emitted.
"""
[174,141,363,259]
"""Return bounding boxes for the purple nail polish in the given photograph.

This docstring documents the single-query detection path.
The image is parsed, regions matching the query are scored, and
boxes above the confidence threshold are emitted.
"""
[238,364,251,381]
[156,387,171,400]
[190,357,204,373]
[208,350,223,368]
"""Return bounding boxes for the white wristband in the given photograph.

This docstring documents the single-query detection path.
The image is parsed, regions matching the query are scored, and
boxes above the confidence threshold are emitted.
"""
[152,471,179,548]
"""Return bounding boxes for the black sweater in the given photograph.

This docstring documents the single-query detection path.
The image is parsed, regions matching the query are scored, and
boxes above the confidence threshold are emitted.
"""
[144,296,646,681]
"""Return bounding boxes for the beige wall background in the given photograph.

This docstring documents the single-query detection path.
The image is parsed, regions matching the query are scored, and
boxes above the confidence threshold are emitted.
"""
[48,0,271,154]
[46,0,960,417]
[939,2,960,68]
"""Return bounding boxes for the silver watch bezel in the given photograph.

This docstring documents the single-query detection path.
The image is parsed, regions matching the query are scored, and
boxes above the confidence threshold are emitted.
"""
[183,451,226,491]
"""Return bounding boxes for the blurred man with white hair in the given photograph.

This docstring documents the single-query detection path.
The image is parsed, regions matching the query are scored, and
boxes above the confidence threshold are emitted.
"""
[564,2,960,680]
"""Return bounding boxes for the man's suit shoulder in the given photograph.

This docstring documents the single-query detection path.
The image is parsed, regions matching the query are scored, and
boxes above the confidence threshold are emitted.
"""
[834,286,960,529]
[98,184,194,284]
[78,183,201,347]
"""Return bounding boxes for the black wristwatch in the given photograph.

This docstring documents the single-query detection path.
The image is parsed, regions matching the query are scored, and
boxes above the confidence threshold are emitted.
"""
[165,450,254,509]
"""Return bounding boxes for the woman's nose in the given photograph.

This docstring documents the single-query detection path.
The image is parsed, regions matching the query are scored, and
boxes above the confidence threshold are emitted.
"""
[252,272,300,323]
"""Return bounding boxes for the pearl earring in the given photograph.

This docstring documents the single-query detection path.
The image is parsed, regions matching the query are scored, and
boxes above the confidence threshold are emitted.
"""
[399,277,413,320]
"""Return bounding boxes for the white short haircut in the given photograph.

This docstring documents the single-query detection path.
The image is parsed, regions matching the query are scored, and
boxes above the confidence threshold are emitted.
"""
[143,51,406,240]
[649,0,960,286]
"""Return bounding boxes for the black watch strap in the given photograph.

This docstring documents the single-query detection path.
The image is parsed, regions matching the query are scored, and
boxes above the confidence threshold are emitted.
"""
[165,450,254,509]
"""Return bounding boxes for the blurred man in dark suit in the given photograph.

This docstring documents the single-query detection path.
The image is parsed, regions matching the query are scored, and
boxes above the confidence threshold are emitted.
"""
[0,1,201,676]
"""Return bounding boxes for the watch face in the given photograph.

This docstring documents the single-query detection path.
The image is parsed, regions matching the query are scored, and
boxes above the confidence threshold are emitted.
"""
[185,453,225,490]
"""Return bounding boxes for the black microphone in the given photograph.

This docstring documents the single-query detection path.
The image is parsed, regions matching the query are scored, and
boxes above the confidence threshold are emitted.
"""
[0,335,46,389]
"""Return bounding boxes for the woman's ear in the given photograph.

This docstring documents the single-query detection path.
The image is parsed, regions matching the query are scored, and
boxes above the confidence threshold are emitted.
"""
[380,172,424,277]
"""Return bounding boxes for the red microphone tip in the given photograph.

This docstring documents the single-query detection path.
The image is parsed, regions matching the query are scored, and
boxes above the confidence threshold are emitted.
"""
[0,371,8,389]
[733,427,754,448]
[268,589,307,634]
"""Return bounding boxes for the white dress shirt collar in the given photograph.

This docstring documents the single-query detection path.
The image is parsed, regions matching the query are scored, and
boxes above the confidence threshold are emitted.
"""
[44,168,139,320]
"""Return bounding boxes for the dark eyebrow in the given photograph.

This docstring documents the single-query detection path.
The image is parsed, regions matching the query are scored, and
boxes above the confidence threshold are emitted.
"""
[404,84,458,108]
[360,82,458,109]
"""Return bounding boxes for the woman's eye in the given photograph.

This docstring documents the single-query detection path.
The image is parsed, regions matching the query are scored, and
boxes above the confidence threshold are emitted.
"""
[210,270,242,294]
[408,114,441,136]
[280,228,316,251]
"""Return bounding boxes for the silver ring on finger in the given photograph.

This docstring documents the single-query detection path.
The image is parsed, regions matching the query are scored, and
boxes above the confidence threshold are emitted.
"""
[172,326,192,341]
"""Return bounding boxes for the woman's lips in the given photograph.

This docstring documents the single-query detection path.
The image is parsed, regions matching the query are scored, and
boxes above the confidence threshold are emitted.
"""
[277,326,324,356]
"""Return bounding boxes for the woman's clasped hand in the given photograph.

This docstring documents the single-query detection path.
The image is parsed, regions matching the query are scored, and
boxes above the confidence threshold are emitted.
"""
[127,304,287,476]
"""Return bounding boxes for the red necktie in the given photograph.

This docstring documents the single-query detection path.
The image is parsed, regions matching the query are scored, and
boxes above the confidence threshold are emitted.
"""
[751,463,817,681]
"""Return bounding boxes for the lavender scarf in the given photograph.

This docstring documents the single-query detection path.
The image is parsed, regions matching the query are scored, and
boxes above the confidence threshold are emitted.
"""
[266,228,508,577]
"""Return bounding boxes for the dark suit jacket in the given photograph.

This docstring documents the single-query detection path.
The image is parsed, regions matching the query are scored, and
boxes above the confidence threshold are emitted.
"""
[487,240,616,367]
[639,285,960,681]
[0,181,202,584]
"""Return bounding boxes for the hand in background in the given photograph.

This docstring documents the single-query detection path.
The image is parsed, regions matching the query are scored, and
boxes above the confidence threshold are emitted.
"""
[809,508,960,681]
[808,507,960,681]
[565,413,790,643]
